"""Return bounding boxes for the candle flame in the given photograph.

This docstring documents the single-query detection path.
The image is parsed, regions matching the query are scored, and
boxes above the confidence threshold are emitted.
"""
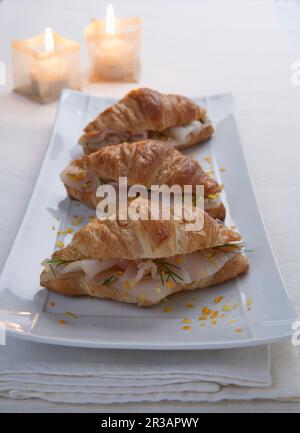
[105,4,116,35]
[45,27,54,52]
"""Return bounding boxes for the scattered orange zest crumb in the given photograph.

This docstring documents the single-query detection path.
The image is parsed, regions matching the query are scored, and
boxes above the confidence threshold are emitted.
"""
[182,318,191,324]
[211,310,218,319]
[228,319,237,325]
[220,167,226,172]
[222,305,233,311]
[55,241,65,248]
[198,315,207,321]
[58,320,67,325]
[234,328,243,333]
[182,325,191,331]
[202,306,212,315]
[164,306,173,313]
[246,298,253,307]
[64,311,78,319]
[204,156,212,163]
[70,217,83,226]
[187,303,194,309]
[214,296,223,304]
[211,319,217,326]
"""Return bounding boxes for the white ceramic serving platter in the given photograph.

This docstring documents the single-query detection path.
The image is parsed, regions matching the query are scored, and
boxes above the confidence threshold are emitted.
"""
[0,90,297,349]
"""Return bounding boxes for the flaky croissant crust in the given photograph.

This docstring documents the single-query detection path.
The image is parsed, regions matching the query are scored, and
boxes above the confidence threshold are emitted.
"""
[72,139,221,195]
[52,200,240,261]
[80,88,208,142]
[65,184,226,221]
[40,253,249,307]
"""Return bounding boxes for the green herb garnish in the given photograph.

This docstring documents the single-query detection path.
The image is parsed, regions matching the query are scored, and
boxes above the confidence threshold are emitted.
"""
[102,275,118,286]
[213,242,254,254]
[154,259,183,286]
[45,258,72,277]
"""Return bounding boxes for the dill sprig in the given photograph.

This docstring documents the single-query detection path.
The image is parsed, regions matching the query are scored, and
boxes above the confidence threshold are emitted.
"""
[213,242,254,254]
[154,259,183,286]
[45,258,72,277]
[102,275,118,286]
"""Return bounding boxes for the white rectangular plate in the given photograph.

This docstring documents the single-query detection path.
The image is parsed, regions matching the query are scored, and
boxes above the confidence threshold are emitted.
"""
[0,90,297,349]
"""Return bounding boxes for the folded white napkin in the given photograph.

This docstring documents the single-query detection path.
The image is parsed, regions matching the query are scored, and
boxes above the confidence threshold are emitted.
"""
[0,337,299,405]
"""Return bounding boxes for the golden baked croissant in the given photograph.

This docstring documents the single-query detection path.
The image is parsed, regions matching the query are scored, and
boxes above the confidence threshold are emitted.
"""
[61,139,226,221]
[79,88,214,154]
[40,199,248,307]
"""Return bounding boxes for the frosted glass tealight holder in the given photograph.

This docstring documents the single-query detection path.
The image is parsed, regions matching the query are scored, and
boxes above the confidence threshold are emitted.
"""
[85,18,141,82]
[11,31,81,104]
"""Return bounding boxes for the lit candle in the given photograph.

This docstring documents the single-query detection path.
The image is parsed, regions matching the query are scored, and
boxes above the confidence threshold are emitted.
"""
[85,4,141,82]
[96,5,135,80]
[30,28,69,103]
[12,28,81,103]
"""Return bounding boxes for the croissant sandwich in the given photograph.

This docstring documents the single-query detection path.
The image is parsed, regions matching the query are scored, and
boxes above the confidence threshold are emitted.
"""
[61,139,226,221]
[79,88,214,154]
[40,199,248,307]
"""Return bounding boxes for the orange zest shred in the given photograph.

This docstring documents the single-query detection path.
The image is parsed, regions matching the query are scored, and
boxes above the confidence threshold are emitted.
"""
[70,217,83,226]
[211,310,218,319]
[202,306,212,315]
[246,297,253,307]
[63,311,78,319]
[222,304,233,312]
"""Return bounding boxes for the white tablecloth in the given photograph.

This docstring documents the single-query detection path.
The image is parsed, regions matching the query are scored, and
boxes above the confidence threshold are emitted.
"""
[0,0,300,412]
